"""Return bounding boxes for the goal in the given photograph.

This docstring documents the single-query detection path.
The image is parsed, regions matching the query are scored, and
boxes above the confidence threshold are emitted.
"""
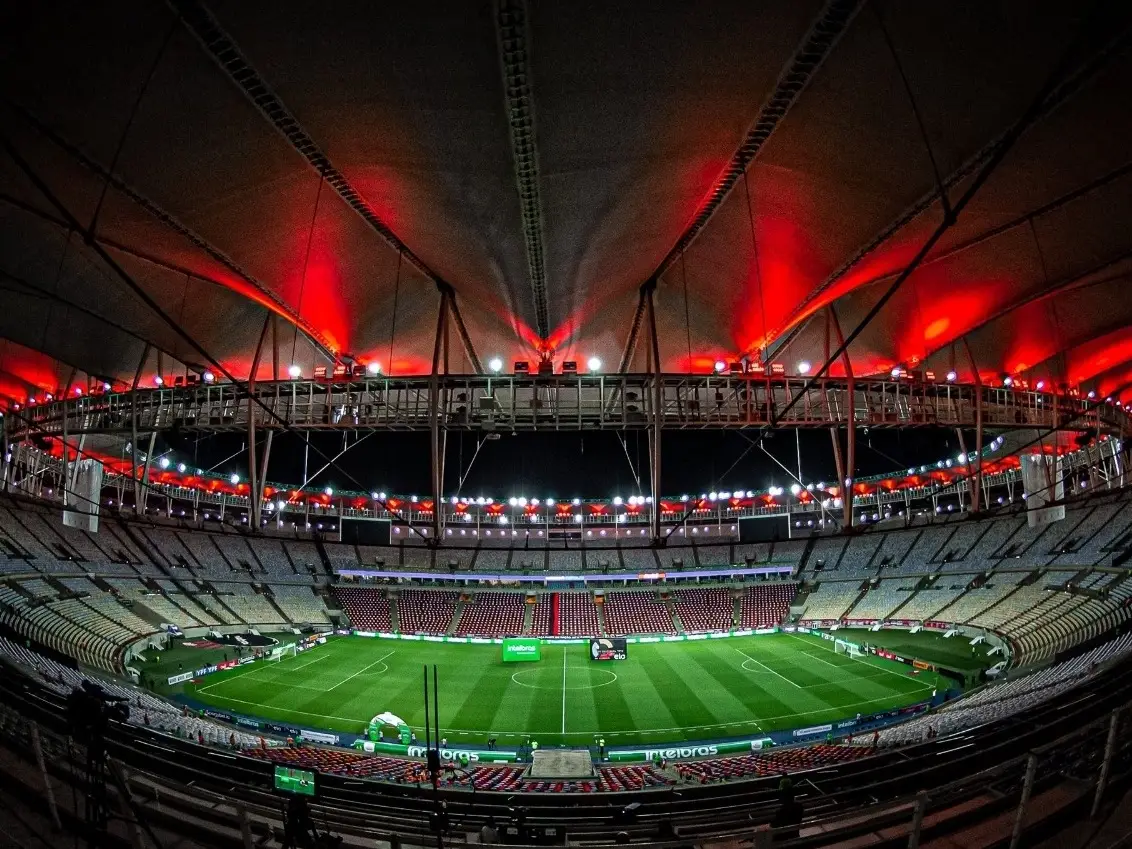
[834,639,865,659]
[269,643,298,662]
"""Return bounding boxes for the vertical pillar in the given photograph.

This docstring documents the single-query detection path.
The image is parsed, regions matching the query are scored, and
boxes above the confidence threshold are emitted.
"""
[61,399,69,508]
[130,343,150,513]
[1009,753,1038,849]
[828,308,854,528]
[430,290,451,541]
[248,314,271,530]
[1091,709,1120,817]
[962,340,984,513]
[907,789,928,849]
[258,431,274,530]
[139,432,156,516]
[646,282,663,545]
[30,722,62,831]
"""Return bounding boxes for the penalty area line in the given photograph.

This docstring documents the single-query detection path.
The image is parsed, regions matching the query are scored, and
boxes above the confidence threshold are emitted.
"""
[732,646,802,689]
[326,650,395,692]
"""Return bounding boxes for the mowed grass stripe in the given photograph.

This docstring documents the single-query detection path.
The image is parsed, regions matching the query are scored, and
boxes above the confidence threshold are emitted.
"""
[636,644,726,735]
[182,633,951,745]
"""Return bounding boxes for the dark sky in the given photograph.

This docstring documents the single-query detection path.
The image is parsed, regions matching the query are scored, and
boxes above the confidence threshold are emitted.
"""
[160,426,971,499]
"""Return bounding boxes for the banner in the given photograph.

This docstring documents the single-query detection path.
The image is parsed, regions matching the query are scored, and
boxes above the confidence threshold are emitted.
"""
[792,724,832,737]
[406,744,520,763]
[589,637,627,661]
[502,638,542,662]
[608,737,772,762]
[300,730,340,745]
[167,671,193,685]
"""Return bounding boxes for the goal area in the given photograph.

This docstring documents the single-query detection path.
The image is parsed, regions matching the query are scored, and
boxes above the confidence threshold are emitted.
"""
[834,639,865,659]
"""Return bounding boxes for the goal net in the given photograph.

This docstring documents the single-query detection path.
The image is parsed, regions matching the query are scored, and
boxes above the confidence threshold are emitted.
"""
[269,643,297,662]
[834,639,865,659]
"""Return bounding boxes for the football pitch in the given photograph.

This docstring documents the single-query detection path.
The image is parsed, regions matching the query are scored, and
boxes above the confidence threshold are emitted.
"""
[181,632,951,747]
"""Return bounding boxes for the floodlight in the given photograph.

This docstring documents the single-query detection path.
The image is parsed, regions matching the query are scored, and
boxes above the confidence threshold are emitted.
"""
[366,361,382,375]
[288,364,302,379]
[203,370,215,383]
[177,463,187,473]
[229,474,239,485]
[790,483,802,495]
[488,357,504,373]
[74,387,82,395]
[587,356,602,372]
[154,375,164,386]
[946,370,957,382]
[1003,375,1014,387]
[797,361,811,375]
[324,487,333,496]
[613,496,623,505]
[714,360,726,374]
[158,457,170,470]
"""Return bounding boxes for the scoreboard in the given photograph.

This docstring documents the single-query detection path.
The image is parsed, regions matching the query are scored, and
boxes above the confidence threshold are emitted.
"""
[589,637,627,661]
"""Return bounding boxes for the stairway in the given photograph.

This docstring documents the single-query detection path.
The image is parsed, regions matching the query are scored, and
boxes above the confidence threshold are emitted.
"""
[887,576,934,620]
[595,594,607,636]
[260,586,291,623]
[311,536,336,578]
[732,594,743,626]
[961,581,1026,625]
[448,600,466,635]
[665,595,683,633]
[89,575,116,593]
[522,600,535,635]
[841,581,873,619]
[389,594,401,633]
[199,582,246,625]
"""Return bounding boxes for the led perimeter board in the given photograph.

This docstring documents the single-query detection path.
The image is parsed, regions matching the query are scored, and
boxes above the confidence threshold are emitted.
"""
[274,766,316,796]
[590,637,627,661]
[501,638,541,662]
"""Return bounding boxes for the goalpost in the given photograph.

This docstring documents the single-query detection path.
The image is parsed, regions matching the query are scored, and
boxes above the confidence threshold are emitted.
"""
[269,644,298,662]
[834,639,865,659]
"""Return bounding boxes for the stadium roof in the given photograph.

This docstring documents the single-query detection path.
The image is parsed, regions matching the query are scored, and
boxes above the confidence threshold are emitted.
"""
[2,1,1131,406]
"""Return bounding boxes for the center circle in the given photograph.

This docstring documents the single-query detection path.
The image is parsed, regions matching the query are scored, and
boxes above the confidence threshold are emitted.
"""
[511,667,618,690]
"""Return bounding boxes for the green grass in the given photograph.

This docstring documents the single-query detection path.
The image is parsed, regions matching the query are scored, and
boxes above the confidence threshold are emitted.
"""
[830,628,993,674]
[179,632,953,747]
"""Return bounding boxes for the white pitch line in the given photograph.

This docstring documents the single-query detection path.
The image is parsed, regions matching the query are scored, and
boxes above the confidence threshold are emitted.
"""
[291,654,329,672]
[326,650,395,692]
[195,686,932,738]
[561,644,568,734]
[784,633,929,684]
[732,646,802,689]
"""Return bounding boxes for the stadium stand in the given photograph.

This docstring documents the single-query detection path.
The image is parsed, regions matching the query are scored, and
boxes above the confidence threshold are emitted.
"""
[558,592,600,636]
[672,588,734,632]
[334,585,392,631]
[870,633,1132,745]
[602,591,676,635]
[456,592,525,636]
[269,585,330,624]
[739,583,795,628]
[800,581,862,621]
[847,579,915,620]
[396,589,458,634]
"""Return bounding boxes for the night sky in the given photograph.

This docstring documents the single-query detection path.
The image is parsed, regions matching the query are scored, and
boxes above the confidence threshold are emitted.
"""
[158,426,973,499]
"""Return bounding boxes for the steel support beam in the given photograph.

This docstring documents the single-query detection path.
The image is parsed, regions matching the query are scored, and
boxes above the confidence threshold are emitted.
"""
[248,313,271,529]
[447,291,483,374]
[496,0,550,340]
[430,291,452,540]
[130,343,150,511]
[829,308,855,528]
[646,283,663,544]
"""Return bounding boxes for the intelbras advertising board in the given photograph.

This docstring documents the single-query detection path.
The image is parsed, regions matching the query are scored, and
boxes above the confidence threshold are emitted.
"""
[589,637,627,661]
[502,638,541,662]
